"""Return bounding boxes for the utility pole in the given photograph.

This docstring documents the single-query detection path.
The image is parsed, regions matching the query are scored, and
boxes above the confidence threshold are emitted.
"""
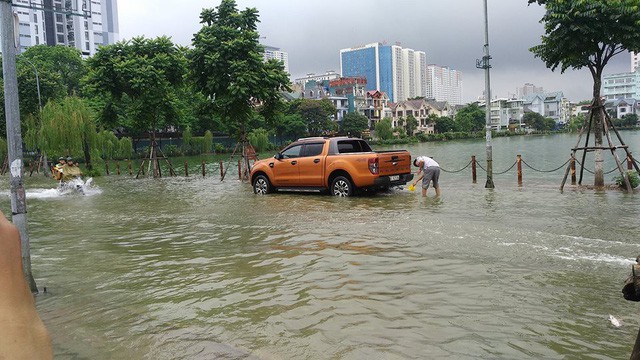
[1,0,38,293]
[476,0,494,189]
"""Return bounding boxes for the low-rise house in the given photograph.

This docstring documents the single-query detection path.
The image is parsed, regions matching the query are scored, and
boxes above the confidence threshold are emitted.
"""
[605,98,637,119]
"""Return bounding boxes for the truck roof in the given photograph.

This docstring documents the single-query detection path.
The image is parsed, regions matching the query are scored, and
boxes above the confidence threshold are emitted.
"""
[295,136,358,142]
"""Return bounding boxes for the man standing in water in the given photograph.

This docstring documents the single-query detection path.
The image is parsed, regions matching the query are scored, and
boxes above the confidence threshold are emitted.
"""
[411,156,441,197]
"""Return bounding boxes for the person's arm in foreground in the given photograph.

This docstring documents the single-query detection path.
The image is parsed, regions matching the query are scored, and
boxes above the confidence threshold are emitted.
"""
[0,211,53,359]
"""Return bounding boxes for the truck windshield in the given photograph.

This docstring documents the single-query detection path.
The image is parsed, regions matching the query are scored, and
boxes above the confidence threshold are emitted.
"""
[337,140,372,153]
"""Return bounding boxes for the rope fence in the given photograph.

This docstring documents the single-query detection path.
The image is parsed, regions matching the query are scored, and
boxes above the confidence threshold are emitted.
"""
[14,153,638,187]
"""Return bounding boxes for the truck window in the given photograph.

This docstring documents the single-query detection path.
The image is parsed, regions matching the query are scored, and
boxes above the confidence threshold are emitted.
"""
[281,145,302,159]
[337,140,372,153]
[302,143,324,157]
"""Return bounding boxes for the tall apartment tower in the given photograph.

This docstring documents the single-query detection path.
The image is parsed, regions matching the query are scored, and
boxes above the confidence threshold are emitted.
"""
[13,0,119,56]
[426,65,464,106]
[632,52,639,72]
[340,42,430,103]
[263,45,289,74]
[516,83,544,99]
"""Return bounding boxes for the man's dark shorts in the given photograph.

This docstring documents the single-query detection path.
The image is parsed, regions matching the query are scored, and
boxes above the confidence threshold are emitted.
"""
[422,167,440,189]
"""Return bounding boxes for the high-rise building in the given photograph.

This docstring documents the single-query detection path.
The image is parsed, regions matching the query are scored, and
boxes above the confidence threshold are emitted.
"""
[603,68,640,100]
[516,83,544,99]
[426,65,463,106]
[12,0,119,56]
[263,45,289,74]
[632,52,639,72]
[340,42,432,103]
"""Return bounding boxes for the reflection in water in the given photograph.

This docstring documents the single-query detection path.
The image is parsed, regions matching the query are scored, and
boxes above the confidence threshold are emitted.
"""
[2,131,639,359]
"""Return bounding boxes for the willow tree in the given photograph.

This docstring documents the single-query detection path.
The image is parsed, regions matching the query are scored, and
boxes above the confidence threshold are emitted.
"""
[36,97,96,169]
[189,0,291,137]
[529,0,640,186]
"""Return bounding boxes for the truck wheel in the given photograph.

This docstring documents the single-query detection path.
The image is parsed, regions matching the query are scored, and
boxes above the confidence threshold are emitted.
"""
[331,176,353,197]
[253,175,272,195]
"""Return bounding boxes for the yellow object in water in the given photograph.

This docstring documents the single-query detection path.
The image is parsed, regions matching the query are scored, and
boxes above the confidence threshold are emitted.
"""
[408,184,415,191]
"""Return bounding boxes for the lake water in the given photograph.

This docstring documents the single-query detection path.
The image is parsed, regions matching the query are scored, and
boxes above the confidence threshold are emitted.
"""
[3,131,640,359]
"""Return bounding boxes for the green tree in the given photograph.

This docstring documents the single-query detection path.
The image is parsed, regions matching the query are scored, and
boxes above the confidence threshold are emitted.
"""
[189,0,290,137]
[405,114,418,136]
[86,36,186,140]
[568,115,585,133]
[375,118,394,140]
[529,0,640,186]
[37,97,97,169]
[340,112,369,137]
[248,128,271,152]
[434,116,457,133]
[523,112,546,130]
[543,118,557,131]
[455,103,485,132]
[275,114,307,142]
[21,45,86,96]
[294,99,336,136]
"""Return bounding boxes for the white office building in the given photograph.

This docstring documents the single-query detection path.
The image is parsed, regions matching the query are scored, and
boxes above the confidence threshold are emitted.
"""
[294,70,339,89]
[12,0,119,56]
[263,45,289,74]
[426,65,463,106]
[632,52,639,73]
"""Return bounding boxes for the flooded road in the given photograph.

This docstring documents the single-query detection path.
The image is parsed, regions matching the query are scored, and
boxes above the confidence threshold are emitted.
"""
[3,131,640,359]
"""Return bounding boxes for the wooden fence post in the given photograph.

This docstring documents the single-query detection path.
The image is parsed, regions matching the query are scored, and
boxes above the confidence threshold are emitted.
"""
[571,154,577,185]
[116,161,121,175]
[219,161,224,179]
[237,160,242,180]
[105,160,110,175]
[184,161,189,177]
[517,155,522,186]
[471,155,477,184]
[629,153,634,171]
[128,160,133,176]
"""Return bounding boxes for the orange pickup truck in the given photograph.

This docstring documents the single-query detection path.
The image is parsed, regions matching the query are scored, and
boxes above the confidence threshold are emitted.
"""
[250,137,413,196]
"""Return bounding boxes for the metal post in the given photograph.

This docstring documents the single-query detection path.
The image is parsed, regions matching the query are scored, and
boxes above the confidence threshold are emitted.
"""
[482,0,494,189]
[471,155,477,184]
[517,155,522,186]
[476,0,494,188]
[1,0,37,293]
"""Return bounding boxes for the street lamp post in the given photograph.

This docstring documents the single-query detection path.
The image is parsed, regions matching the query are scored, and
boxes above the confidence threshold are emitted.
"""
[1,0,38,292]
[19,57,42,111]
[476,0,495,189]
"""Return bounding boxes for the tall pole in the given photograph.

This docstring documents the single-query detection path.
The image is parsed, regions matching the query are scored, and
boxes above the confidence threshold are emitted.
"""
[482,0,494,188]
[1,0,38,293]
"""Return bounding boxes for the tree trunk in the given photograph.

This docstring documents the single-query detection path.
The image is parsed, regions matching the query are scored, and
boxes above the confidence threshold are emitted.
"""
[83,139,92,170]
[592,74,604,187]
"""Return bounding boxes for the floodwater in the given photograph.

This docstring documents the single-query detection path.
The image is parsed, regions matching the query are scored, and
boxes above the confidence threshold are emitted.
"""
[2,131,640,359]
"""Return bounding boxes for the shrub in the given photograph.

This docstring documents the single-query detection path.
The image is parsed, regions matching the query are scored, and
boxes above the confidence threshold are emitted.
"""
[614,171,640,189]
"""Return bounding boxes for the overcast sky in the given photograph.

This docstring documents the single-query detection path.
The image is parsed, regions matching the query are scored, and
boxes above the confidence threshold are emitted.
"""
[119,0,631,103]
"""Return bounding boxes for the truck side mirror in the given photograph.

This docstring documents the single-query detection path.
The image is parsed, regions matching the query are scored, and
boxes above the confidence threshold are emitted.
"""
[275,153,283,160]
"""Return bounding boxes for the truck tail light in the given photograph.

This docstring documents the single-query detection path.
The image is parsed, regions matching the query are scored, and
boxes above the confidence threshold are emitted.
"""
[368,158,379,174]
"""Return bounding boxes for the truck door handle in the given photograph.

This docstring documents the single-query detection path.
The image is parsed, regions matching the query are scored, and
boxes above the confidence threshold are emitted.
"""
[314,159,320,164]
[291,161,297,165]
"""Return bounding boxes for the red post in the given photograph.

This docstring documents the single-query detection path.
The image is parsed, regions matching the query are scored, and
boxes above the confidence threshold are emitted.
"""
[517,155,522,186]
[570,154,577,185]
[184,161,189,177]
[471,155,477,184]
[201,160,205,177]
[237,160,242,180]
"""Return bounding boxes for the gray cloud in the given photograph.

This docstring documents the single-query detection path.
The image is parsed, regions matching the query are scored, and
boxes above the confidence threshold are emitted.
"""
[120,0,631,103]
